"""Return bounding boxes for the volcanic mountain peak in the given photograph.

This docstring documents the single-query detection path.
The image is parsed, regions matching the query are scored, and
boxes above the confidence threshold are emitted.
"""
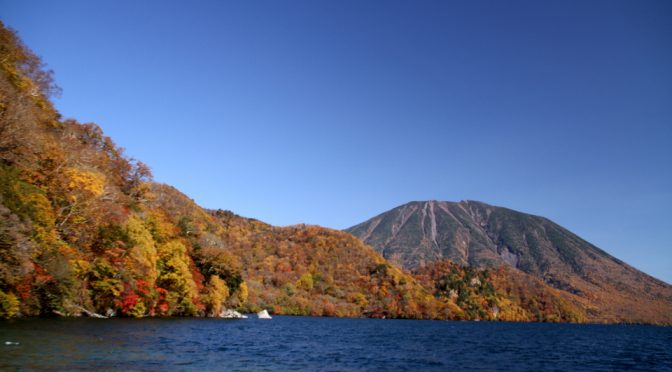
[346,200,672,324]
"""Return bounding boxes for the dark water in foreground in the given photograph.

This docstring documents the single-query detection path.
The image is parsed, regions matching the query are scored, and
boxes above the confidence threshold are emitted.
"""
[1,317,671,371]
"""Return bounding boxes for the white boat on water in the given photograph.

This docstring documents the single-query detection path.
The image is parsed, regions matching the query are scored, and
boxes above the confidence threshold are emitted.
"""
[257,309,272,319]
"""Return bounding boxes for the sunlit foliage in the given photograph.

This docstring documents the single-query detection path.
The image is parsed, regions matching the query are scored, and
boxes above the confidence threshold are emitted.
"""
[414,260,586,322]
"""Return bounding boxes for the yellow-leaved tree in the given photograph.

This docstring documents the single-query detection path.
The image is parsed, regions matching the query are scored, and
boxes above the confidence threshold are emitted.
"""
[125,215,158,286]
[0,290,20,319]
[205,275,229,317]
[157,240,198,315]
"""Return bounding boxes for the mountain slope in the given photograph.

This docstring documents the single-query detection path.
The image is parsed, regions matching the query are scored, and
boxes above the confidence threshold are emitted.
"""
[346,200,672,324]
[224,221,443,318]
[412,260,586,322]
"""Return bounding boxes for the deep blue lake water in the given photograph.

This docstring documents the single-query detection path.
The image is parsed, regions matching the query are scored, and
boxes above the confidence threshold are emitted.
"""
[1,316,671,371]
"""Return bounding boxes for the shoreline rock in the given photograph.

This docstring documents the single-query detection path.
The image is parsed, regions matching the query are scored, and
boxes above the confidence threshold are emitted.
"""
[75,306,108,319]
[220,309,247,319]
[257,310,272,319]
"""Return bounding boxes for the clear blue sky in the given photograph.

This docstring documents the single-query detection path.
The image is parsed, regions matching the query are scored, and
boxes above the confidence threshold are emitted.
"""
[2,0,671,283]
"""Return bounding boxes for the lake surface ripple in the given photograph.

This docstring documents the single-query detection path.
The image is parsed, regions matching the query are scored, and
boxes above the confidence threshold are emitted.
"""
[1,317,671,371]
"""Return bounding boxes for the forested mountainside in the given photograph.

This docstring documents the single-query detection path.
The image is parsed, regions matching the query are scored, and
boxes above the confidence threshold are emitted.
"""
[412,260,585,322]
[205,205,585,322]
[347,200,672,324]
[1,22,666,324]
[0,22,246,318]
[151,185,450,319]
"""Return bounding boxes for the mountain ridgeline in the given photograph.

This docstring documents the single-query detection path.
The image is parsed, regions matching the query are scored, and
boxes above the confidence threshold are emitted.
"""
[346,200,672,324]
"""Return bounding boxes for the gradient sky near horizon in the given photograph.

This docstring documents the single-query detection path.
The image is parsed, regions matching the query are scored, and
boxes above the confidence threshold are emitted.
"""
[2,0,671,283]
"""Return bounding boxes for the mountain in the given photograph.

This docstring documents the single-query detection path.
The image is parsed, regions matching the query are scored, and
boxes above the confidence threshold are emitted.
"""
[346,200,672,324]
